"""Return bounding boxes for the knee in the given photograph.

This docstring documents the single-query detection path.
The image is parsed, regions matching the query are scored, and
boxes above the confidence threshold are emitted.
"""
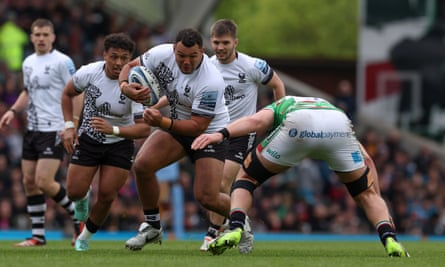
[35,176,53,191]
[67,190,83,201]
[220,177,232,194]
[133,157,154,176]
[22,175,37,190]
[195,191,217,210]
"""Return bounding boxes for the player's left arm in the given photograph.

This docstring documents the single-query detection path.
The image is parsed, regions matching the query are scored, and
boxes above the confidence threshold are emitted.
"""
[143,108,211,137]
[265,71,286,101]
[90,117,151,139]
[191,109,273,150]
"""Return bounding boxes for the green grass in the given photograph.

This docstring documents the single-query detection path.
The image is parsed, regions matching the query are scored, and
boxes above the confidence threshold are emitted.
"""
[0,240,442,267]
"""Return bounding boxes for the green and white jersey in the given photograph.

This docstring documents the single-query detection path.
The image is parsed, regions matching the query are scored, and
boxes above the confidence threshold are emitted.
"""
[258,96,364,172]
[264,96,341,130]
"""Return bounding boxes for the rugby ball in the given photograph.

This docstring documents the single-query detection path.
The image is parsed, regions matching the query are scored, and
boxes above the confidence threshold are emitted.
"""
[128,66,161,106]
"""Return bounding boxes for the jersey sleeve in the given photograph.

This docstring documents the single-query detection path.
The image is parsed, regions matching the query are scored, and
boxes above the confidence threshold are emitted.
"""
[248,56,274,85]
[59,56,76,85]
[131,101,144,115]
[140,44,172,72]
[72,63,98,93]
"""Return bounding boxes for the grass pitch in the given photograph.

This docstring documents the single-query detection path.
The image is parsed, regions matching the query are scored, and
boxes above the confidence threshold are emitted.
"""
[0,240,441,267]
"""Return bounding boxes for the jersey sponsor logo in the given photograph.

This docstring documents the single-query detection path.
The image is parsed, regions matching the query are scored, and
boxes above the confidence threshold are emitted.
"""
[288,128,298,137]
[351,151,363,163]
[266,148,280,159]
[97,102,112,116]
[224,85,245,105]
[198,91,218,111]
[254,59,269,75]
[299,130,351,139]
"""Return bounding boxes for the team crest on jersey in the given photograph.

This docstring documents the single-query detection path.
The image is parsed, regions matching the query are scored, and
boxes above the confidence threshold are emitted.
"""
[119,92,126,104]
[184,84,191,97]
[238,73,246,83]
[44,65,50,75]
[143,52,151,63]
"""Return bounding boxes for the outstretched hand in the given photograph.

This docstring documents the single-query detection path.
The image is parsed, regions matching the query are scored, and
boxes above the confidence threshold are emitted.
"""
[191,133,223,150]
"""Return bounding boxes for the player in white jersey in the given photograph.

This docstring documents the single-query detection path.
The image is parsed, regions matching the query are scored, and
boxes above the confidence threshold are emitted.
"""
[200,18,286,253]
[119,28,230,251]
[0,18,82,247]
[192,96,410,257]
[61,33,150,251]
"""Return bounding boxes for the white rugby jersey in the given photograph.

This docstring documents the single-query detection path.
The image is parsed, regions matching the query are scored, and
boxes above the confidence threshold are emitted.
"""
[22,49,75,131]
[72,61,144,144]
[210,52,273,122]
[140,44,229,133]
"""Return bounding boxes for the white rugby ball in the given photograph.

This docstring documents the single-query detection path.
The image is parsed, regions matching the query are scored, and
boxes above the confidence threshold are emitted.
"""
[128,66,161,106]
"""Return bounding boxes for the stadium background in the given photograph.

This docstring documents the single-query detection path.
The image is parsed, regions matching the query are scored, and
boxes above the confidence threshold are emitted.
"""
[1,0,445,241]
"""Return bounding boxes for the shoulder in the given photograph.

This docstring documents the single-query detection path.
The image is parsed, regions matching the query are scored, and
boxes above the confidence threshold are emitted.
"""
[149,44,173,57]
[197,57,225,87]
[142,44,173,65]
[73,61,105,85]
[51,50,76,73]
[202,55,224,77]
[22,53,36,65]
[209,54,217,63]
[237,52,269,72]
[76,61,104,74]
[51,49,74,61]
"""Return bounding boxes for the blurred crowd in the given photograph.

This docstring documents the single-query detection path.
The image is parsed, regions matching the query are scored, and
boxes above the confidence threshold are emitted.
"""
[1,0,445,238]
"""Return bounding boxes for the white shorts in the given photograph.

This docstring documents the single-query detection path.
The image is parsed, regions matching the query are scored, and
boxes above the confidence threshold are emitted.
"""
[258,109,365,172]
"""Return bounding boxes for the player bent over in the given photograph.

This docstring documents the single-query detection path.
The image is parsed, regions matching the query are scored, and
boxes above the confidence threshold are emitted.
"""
[191,96,410,257]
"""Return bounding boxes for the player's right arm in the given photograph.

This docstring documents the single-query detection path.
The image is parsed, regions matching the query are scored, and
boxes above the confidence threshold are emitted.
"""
[61,79,82,153]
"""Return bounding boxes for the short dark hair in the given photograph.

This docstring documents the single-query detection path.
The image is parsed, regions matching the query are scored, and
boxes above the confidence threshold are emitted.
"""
[31,18,54,33]
[175,28,203,48]
[103,33,135,54]
[210,19,238,39]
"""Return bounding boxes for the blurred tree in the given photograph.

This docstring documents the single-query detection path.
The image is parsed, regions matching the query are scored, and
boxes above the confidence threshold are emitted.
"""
[215,0,358,59]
